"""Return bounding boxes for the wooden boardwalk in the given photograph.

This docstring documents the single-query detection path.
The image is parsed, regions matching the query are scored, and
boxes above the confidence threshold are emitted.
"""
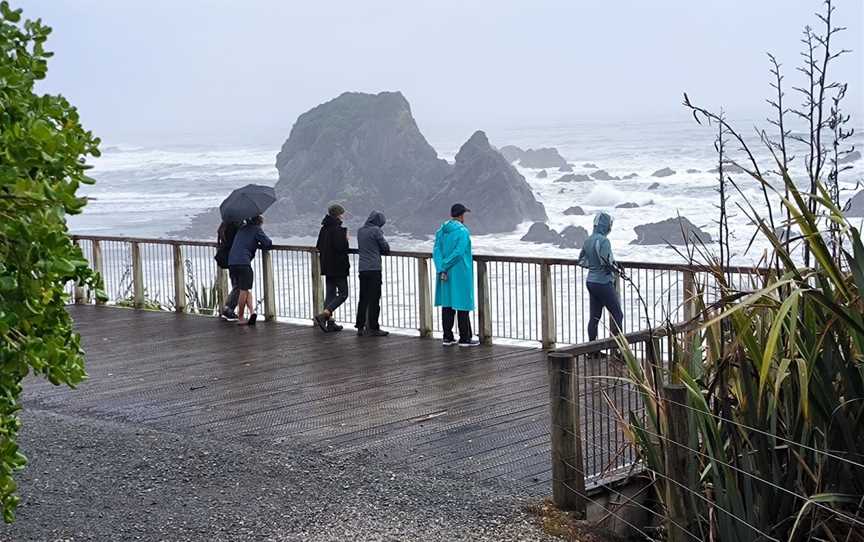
[27,306,556,491]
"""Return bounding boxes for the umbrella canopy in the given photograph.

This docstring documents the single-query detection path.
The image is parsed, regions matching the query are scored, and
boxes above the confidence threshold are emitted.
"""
[219,184,277,223]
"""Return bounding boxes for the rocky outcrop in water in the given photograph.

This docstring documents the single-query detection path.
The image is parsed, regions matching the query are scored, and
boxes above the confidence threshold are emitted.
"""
[839,150,861,164]
[499,145,524,163]
[647,182,660,190]
[537,169,548,179]
[406,130,547,235]
[583,163,598,169]
[559,225,589,249]
[631,217,712,245]
[622,173,638,179]
[846,190,864,217]
[686,168,700,174]
[518,148,568,169]
[709,162,746,174]
[521,222,588,249]
[591,169,620,181]
[559,164,574,172]
[555,173,591,183]
[651,167,675,177]
[616,202,639,209]
[563,205,585,216]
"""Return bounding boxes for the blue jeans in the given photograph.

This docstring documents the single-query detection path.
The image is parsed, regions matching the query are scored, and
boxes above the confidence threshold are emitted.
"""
[586,281,623,341]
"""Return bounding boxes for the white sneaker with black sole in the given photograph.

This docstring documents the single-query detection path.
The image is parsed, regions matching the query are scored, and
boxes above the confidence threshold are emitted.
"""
[458,339,481,348]
[442,339,458,347]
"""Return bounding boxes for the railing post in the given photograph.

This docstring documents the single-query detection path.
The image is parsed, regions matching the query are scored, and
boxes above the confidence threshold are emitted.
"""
[216,268,229,313]
[547,352,587,517]
[262,249,277,322]
[73,239,86,305]
[540,263,556,349]
[682,269,696,321]
[92,239,105,305]
[131,242,145,309]
[417,257,433,338]
[663,384,690,542]
[476,259,493,345]
[310,250,324,317]
[172,244,186,313]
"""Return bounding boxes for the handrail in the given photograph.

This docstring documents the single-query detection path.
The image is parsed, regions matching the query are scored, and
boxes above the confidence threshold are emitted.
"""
[553,319,700,357]
[70,234,771,275]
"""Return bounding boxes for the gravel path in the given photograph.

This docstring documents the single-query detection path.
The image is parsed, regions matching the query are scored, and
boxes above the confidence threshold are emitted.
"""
[0,409,556,542]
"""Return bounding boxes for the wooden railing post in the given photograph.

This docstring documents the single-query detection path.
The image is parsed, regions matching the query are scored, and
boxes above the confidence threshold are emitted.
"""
[540,263,556,349]
[92,239,105,305]
[682,269,696,321]
[476,259,493,345]
[73,239,86,305]
[131,242,145,309]
[417,257,433,338]
[547,352,587,517]
[310,250,324,317]
[172,244,186,313]
[663,384,690,542]
[262,249,277,321]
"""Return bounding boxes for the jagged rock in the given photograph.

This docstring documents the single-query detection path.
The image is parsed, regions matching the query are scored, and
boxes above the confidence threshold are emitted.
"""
[537,169,548,179]
[583,163,598,169]
[622,173,638,179]
[839,150,862,164]
[563,206,585,216]
[647,182,660,190]
[521,222,561,244]
[631,217,713,245]
[559,164,574,172]
[559,225,589,249]
[408,130,547,235]
[651,167,676,178]
[558,188,567,194]
[616,202,639,209]
[709,162,746,174]
[591,169,620,181]
[518,147,568,169]
[686,168,700,174]
[274,91,451,217]
[845,190,864,217]
[500,145,525,163]
[555,173,591,183]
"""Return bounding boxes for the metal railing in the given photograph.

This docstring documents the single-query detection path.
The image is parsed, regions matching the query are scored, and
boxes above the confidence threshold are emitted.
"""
[69,234,766,347]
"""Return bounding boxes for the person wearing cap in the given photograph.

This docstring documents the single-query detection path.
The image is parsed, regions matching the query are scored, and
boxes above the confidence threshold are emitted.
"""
[314,204,350,332]
[433,203,479,347]
[578,211,623,341]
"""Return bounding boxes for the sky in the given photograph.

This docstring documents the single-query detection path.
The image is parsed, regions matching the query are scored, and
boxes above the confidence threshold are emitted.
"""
[16,0,864,145]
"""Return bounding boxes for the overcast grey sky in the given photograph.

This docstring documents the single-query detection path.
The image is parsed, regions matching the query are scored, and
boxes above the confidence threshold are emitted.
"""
[18,0,864,144]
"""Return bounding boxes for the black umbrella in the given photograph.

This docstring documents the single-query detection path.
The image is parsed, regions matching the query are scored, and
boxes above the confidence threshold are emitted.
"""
[219,184,277,223]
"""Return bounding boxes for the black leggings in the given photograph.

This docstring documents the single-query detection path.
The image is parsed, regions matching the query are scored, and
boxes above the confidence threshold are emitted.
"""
[586,281,623,341]
[356,271,382,330]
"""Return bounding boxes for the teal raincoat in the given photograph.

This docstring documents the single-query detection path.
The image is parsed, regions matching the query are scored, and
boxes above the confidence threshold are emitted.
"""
[579,212,617,284]
[433,219,475,311]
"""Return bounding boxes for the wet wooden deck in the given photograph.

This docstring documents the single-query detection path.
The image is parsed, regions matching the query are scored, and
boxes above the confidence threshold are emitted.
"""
[26,306,557,491]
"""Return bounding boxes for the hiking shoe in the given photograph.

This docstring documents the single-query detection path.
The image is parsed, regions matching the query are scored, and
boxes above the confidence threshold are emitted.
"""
[458,339,481,348]
[248,313,258,326]
[366,329,389,337]
[442,339,458,347]
[314,314,329,332]
[326,320,343,332]
[221,310,238,322]
[356,327,366,337]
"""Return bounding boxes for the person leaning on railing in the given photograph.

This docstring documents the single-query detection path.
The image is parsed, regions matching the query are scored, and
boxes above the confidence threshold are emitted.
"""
[314,204,350,333]
[227,215,273,326]
[216,220,242,322]
[433,203,480,347]
[578,211,623,341]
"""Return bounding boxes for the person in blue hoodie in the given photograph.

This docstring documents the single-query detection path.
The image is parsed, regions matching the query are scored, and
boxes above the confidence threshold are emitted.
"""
[228,215,272,326]
[433,203,479,347]
[578,211,623,341]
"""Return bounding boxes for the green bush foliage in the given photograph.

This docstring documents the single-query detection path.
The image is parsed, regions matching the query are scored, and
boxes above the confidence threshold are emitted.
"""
[0,1,102,522]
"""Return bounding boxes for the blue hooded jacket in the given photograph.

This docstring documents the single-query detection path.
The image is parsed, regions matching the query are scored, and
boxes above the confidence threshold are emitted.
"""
[579,212,617,284]
[433,219,475,311]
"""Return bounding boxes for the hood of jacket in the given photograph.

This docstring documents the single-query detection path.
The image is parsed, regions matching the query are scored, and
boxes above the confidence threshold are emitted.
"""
[592,212,613,236]
[322,214,342,228]
[364,211,386,228]
[437,219,466,236]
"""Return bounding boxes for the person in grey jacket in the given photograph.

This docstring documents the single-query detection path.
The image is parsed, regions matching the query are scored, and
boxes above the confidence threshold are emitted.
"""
[355,211,390,336]
[228,215,272,326]
[578,211,623,341]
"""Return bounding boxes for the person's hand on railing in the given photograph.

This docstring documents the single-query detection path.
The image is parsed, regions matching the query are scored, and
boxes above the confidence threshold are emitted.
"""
[439,271,448,282]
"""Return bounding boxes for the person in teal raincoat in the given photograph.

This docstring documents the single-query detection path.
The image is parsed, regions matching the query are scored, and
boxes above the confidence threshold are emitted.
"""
[433,203,479,347]
[578,211,623,341]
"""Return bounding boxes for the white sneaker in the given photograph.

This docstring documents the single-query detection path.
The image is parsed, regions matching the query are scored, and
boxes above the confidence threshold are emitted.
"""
[458,339,481,348]
[442,339,458,347]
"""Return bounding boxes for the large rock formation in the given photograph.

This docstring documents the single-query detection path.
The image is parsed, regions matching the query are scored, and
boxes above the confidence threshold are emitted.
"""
[631,217,712,246]
[555,173,591,183]
[274,91,451,216]
[518,147,568,169]
[846,190,864,217]
[839,150,861,164]
[591,169,620,181]
[652,167,676,177]
[521,222,561,244]
[563,205,585,216]
[559,225,589,249]
[499,145,525,163]
[405,131,547,235]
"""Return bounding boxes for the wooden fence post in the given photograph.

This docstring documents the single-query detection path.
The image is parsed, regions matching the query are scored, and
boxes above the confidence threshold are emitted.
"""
[262,249,277,321]
[682,270,696,321]
[548,352,587,517]
[476,259,493,345]
[172,244,186,313]
[216,268,229,313]
[417,257,433,338]
[310,250,324,317]
[73,239,86,305]
[131,241,144,309]
[92,239,105,305]
[663,384,690,542]
[541,263,556,349]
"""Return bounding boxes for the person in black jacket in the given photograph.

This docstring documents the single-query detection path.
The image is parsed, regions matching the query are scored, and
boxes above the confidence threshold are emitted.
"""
[314,204,350,332]
[215,221,241,321]
[228,215,272,326]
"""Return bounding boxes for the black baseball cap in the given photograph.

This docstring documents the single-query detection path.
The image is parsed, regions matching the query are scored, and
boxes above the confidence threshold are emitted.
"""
[450,203,470,217]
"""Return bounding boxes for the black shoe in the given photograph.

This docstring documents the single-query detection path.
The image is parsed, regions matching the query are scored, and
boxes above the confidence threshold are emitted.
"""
[314,314,329,332]
[442,339,458,347]
[326,320,343,332]
[356,327,366,337]
[248,313,258,326]
[458,339,481,348]
[366,329,389,337]
[221,310,238,322]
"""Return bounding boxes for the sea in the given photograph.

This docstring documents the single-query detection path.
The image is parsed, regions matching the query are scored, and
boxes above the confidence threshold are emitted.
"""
[69,118,864,266]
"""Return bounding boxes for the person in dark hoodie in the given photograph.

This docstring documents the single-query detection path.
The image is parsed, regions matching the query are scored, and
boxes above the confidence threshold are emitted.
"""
[578,211,623,341]
[314,204,350,332]
[215,220,241,321]
[228,215,272,326]
[355,211,390,337]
